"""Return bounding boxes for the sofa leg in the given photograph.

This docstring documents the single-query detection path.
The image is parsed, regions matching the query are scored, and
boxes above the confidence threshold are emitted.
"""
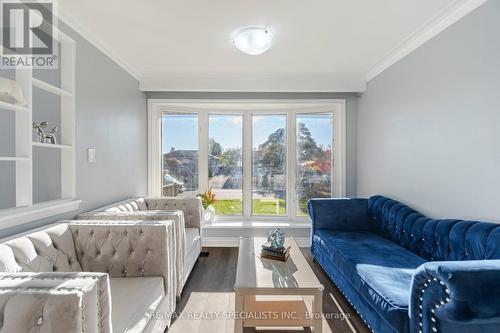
[313,257,316,263]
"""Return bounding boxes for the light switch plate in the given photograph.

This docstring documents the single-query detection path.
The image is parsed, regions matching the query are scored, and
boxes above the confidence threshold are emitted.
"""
[87,148,96,163]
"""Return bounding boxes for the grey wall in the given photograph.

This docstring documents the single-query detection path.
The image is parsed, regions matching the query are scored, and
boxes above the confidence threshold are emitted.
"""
[68,21,147,213]
[146,91,359,197]
[357,1,500,221]
[0,22,147,237]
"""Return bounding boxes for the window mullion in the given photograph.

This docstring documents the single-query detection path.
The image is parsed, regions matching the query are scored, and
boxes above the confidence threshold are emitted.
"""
[199,111,209,193]
[287,111,296,219]
[243,112,252,218]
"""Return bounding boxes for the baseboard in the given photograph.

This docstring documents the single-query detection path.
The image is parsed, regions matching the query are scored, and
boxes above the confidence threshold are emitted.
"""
[202,237,311,248]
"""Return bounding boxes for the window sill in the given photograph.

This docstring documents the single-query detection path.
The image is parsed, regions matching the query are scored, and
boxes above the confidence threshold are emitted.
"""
[0,199,82,230]
[202,220,311,229]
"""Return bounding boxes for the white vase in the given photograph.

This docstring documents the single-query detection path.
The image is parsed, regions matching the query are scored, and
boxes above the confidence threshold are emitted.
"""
[203,205,216,224]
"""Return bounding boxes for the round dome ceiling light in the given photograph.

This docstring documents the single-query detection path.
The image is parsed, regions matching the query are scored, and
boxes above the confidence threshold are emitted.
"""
[233,27,273,55]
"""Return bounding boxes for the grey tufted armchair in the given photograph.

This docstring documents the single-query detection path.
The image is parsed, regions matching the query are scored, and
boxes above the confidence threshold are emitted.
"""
[76,197,202,296]
[0,220,177,333]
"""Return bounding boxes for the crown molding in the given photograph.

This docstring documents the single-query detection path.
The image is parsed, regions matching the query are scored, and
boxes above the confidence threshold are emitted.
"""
[56,7,141,81]
[366,0,489,82]
[140,72,366,92]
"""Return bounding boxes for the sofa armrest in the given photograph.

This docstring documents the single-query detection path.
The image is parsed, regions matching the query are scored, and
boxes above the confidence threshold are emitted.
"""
[410,260,500,333]
[145,197,202,229]
[67,220,177,311]
[0,272,112,333]
[308,198,373,234]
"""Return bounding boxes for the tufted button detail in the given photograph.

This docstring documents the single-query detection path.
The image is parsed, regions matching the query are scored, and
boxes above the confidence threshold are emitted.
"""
[90,231,94,237]
[36,316,44,325]
[147,249,151,254]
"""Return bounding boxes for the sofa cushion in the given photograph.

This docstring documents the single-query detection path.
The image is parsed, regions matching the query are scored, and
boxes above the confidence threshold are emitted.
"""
[109,276,164,333]
[145,198,202,229]
[314,229,426,332]
[368,195,500,261]
[0,224,81,273]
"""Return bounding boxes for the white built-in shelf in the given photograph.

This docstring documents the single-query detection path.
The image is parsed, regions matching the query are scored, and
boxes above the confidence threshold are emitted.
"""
[0,157,30,162]
[32,78,72,97]
[32,142,72,150]
[0,199,82,230]
[0,100,29,112]
[0,28,77,229]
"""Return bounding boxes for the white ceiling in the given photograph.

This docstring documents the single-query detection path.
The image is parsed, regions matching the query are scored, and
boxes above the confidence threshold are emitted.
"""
[57,0,478,92]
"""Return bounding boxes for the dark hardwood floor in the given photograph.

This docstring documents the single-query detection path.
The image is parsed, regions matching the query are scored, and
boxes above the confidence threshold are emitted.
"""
[168,247,370,333]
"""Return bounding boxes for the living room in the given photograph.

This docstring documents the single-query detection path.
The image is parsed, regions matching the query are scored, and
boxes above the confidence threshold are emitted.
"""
[0,1,499,332]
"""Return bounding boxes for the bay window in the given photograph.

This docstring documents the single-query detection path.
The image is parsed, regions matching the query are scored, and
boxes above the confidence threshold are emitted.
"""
[209,115,243,215]
[252,115,287,216]
[161,113,199,196]
[149,100,345,221]
[296,113,333,216]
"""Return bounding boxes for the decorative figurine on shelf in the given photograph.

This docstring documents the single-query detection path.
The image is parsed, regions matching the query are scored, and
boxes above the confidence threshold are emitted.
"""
[0,78,27,106]
[33,121,58,144]
[267,227,286,250]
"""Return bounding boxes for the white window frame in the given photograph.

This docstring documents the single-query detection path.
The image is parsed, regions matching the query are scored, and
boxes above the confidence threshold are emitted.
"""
[148,99,346,222]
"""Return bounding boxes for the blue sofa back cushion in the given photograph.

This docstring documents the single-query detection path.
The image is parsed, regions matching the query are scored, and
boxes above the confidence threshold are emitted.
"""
[308,198,374,234]
[368,195,500,261]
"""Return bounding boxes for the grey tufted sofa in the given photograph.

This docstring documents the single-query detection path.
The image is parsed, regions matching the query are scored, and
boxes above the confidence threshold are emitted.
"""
[76,197,202,296]
[0,220,177,333]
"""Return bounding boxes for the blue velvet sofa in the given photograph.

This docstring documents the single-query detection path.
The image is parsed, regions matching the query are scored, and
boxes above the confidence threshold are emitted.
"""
[308,195,500,333]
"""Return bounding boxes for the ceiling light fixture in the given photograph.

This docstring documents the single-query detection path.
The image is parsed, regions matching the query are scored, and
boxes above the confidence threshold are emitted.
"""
[233,27,273,55]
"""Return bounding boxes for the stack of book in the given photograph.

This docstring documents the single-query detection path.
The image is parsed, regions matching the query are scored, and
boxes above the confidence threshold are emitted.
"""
[260,242,291,262]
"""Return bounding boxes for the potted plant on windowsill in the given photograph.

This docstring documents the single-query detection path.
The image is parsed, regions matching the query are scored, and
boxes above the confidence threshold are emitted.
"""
[197,188,216,224]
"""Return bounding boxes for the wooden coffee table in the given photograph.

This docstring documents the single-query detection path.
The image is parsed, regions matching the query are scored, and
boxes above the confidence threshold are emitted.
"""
[234,237,323,332]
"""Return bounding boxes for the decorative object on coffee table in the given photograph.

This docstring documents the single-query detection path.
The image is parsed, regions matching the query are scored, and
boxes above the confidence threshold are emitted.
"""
[261,240,291,261]
[197,188,216,224]
[267,227,285,249]
[33,121,58,144]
